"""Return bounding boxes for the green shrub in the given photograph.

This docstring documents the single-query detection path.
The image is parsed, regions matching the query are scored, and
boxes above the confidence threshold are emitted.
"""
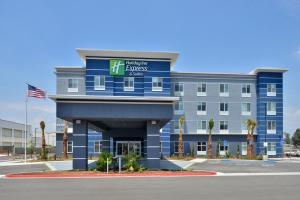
[124,151,141,172]
[96,151,113,171]
[256,154,263,160]
[225,151,233,159]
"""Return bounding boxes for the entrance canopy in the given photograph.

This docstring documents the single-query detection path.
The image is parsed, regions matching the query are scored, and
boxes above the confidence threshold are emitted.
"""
[49,95,179,130]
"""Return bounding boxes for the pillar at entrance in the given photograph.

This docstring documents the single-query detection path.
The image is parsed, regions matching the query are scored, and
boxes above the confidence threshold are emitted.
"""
[72,119,88,170]
[146,120,161,169]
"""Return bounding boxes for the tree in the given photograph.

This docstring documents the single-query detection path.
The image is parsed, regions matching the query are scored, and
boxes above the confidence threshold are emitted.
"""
[284,132,291,145]
[40,121,47,160]
[250,120,256,159]
[63,120,68,159]
[246,119,252,159]
[292,129,300,147]
[178,116,184,159]
[207,119,214,159]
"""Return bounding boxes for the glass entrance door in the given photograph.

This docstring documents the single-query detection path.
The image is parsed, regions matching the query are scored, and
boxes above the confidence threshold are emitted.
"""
[116,141,141,156]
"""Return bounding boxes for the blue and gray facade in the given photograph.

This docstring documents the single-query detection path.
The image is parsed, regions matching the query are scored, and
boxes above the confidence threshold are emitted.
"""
[50,49,287,170]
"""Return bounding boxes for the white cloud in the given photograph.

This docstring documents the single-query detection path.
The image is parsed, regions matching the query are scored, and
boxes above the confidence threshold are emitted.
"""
[0,100,56,133]
[284,106,300,134]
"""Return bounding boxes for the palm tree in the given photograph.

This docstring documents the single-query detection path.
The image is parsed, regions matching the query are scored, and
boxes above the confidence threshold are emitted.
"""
[63,120,68,159]
[246,119,252,160]
[40,121,46,160]
[178,116,184,159]
[208,119,214,159]
[250,120,257,159]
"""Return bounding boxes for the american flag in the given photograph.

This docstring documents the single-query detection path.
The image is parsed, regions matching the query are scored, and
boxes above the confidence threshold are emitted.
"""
[27,84,46,99]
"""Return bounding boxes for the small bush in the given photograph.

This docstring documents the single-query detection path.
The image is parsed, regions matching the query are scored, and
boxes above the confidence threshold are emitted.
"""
[124,151,140,172]
[256,154,263,160]
[96,151,113,171]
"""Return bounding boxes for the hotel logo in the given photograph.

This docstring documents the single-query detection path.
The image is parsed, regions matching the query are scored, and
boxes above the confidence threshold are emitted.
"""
[109,59,125,76]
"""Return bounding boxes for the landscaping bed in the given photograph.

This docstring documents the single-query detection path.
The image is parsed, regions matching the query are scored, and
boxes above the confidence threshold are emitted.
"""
[5,170,216,178]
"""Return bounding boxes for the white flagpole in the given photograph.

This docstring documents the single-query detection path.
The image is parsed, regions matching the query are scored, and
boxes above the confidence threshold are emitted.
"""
[25,86,28,163]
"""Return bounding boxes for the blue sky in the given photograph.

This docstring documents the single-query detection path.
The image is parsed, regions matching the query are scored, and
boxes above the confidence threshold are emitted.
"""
[0,0,299,134]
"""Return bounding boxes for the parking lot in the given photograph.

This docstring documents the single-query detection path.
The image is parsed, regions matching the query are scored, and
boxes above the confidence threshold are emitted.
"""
[189,159,300,173]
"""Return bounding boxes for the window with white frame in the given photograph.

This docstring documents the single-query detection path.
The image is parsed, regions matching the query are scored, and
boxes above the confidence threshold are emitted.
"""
[174,120,182,133]
[241,103,251,115]
[68,79,78,92]
[219,102,229,115]
[219,142,229,156]
[220,83,229,97]
[124,77,134,91]
[174,101,184,115]
[241,142,247,155]
[267,142,276,155]
[197,120,207,134]
[152,77,163,91]
[197,83,207,96]
[197,102,207,115]
[94,75,105,90]
[94,140,101,153]
[241,120,248,134]
[267,102,276,115]
[241,84,251,97]
[220,121,228,133]
[267,83,276,96]
[267,120,276,134]
[174,83,184,96]
[67,141,73,153]
[197,142,207,155]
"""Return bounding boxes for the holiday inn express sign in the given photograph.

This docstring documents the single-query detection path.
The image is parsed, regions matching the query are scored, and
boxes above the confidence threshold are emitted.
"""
[109,59,148,76]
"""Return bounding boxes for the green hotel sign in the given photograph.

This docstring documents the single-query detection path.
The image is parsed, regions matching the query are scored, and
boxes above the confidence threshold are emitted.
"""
[109,59,125,76]
[109,59,148,76]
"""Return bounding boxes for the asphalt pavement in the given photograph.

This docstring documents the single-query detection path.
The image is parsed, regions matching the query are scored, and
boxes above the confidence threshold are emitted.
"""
[189,160,300,173]
[0,163,49,175]
[0,176,299,200]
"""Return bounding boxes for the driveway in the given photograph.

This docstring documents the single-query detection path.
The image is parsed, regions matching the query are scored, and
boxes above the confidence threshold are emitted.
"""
[189,159,300,173]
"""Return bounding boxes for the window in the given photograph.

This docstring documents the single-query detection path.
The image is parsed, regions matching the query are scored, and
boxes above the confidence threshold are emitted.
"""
[220,121,228,134]
[174,142,178,153]
[241,103,251,115]
[242,84,251,97]
[219,103,229,115]
[241,142,247,156]
[219,142,229,156]
[174,120,183,133]
[197,121,207,134]
[197,102,207,115]
[67,141,73,153]
[197,83,207,96]
[174,101,184,115]
[124,77,134,91]
[2,128,12,137]
[241,120,248,134]
[220,83,229,97]
[68,79,78,92]
[267,102,276,115]
[267,142,276,155]
[94,75,105,90]
[94,141,101,153]
[267,120,276,134]
[174,83,184,96]
[152,77,163,91]
[267,84,276,96]
[197,142,207,155]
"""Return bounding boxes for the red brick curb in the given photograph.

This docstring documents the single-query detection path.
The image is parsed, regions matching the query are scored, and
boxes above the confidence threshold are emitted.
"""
[5,171,216,179]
